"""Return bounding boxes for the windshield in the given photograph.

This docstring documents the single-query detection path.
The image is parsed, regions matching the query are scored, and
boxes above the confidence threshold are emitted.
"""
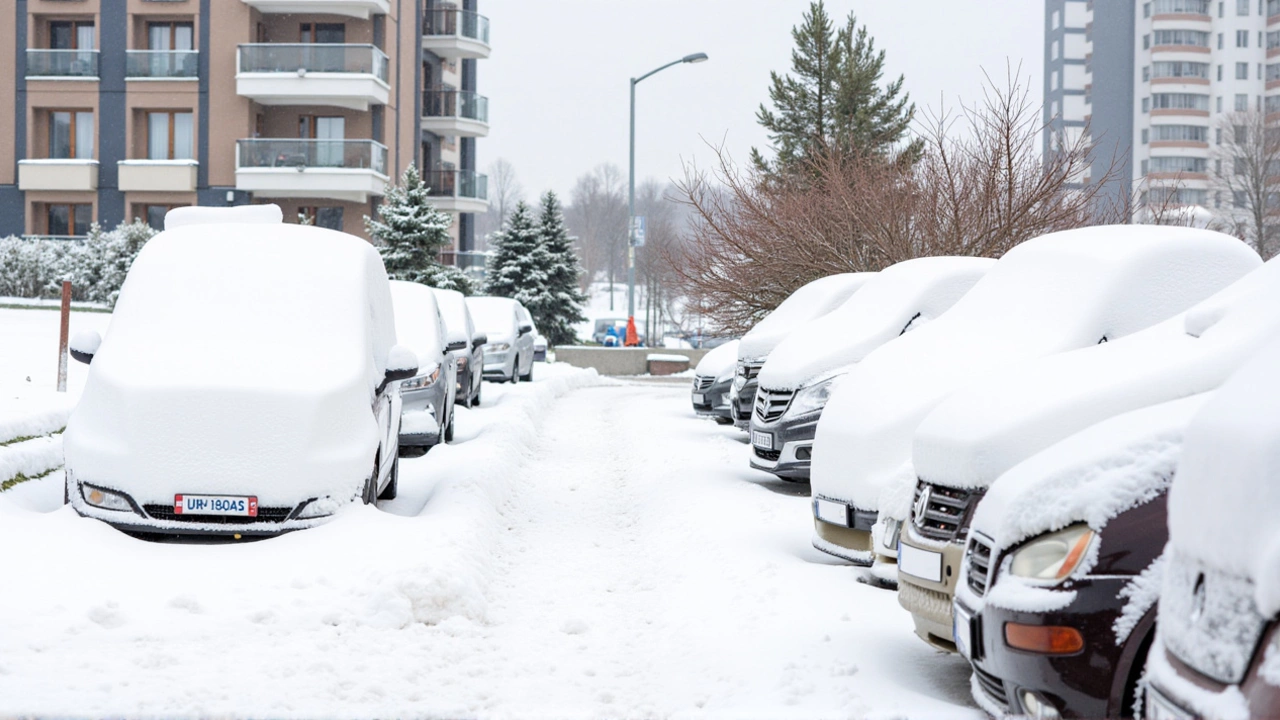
[467,297,516,338]
[390,282,444,360]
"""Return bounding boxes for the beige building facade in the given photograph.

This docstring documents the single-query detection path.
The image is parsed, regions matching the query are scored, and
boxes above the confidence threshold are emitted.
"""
[3,0,489,258]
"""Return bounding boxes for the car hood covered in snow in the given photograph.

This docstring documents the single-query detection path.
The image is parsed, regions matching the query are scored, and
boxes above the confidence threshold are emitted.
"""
[906,257,1280,520]
[466,296,517,345]
[736,273,875,362]
[809,224,1260,513]
[757,257,994,391]
[63,223,395,507]
[694,339,740,380]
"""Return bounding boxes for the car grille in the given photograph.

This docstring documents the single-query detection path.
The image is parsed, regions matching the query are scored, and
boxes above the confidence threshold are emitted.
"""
[911,480,982,542]
[739,361,763,380]
[966,534,994,597]
[693,375,716,392]
[754,387,794,423]
[972,666,1008,712]
[754,447,781,461]
[144,505,295,524]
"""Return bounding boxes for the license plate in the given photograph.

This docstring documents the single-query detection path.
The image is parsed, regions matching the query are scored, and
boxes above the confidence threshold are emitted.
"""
[174,494,258,517]
[899,543,944,583]
[954,605,972,659]
[752,431,773,450]
[693,393,705,404]
[814,498,848,526]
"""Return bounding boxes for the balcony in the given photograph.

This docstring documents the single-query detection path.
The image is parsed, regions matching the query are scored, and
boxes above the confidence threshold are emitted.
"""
[18,159,98,192]
[236,44,389,111]
[235,138,388,203]
[424,170,488,214]
[239,0,390,18]
[118,160,198,192]
[126,50,199,80]
[422,9,491,60]
[26,49,99,79]
[421,90,489,137]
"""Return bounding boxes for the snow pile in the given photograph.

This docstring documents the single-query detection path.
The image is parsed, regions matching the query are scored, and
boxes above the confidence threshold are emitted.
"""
[0,393,75,444]
[1114,555,1165,646]
[647,353,689,363]
[63,223,397,508]
[1145,642,1251,720]
[758,257,993,391]
[737,273,875,361]
[467,295,520,342]
[389,280,446,365]
[811,225,1259,515]
[694,339,740,380]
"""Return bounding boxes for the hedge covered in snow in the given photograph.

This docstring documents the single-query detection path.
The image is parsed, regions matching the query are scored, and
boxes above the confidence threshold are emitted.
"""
[0,221,156,305]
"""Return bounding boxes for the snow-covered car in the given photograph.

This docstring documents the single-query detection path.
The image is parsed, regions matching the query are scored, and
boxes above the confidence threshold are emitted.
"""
[899,255,1280,652]
[533,331,548,362]
[808,225,1259,565]
[391,281,463,457]
[954,394,1210,718]
[467,296,535,383]
[732,273,875,430]
[749,257,994,481]
[63,208,416,537]
[691,339,741,424]
[1143,333,1280,720]
[433,287,485,408]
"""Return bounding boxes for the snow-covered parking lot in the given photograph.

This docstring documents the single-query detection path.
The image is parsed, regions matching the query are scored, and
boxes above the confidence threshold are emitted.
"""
[0,306,979,718]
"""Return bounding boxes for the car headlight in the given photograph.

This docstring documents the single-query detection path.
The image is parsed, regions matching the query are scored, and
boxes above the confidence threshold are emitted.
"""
[486,342,511,353]
[295,496,341,520]
[401,363,441,390]
[786,376,839,418]
[732,375,746,392]
[80,483,136,513]
[456,356,468,369]
[1008,524,1096,583]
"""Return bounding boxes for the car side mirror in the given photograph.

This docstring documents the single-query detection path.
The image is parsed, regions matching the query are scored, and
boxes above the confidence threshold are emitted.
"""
[70,330,101,365]
[380,345,418,393]
[445,330,468,353]
[518,323,533,336]
[472,333,487,349]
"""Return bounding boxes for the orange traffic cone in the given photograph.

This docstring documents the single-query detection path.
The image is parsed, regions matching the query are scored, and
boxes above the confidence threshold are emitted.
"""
[624,316,640,347]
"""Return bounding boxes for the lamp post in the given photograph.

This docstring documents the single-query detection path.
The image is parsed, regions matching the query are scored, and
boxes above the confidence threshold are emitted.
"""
[628,52,708,343]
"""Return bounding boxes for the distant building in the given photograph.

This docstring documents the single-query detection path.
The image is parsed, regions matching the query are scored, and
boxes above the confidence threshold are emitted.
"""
[0,0,490,265]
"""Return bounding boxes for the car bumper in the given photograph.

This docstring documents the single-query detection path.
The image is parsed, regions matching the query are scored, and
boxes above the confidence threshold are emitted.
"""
[482,350,512,379]
[692,377,734,419]
[959,576,1148,719]
[897,534,967,651]
[748,412,818,479]
[534,348,547,362]
[400,386,446,448]
[810,498,877,565]
[731,379,757,429]
[70,488,335,537]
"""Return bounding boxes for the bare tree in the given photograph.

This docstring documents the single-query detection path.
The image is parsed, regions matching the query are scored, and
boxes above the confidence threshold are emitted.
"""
[475,158,523,250]
[1211,111,1280,259]
[564,164,627,300]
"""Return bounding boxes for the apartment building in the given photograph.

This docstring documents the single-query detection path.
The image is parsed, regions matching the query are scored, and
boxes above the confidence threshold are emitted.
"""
[0,0,490,261]
[1052,0,1280,216]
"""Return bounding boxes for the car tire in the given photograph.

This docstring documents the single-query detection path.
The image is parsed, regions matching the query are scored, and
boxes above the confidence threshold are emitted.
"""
[510,367,519,384]
[471,383,482,407]
[444,411,455,443]
[713,417,734,425]
[520,358,533,382]
[378,456,399,500]
[363,457,379,504]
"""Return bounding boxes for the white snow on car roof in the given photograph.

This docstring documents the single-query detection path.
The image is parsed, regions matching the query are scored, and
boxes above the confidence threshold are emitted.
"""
[695,339,740,378]
[1169,332,1280,616]
[164,204,284,229]
[736,273,875,361]
[810,225,1260,513]
[758,257,994,391]
[390,281,445,364]
[431,287,472,340]
[971,393,1211,555]
[467,296,519,338]
[913,257,1280,495]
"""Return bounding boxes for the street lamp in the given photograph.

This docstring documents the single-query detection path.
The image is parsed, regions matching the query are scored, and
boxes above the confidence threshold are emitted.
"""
[628,52,708,343]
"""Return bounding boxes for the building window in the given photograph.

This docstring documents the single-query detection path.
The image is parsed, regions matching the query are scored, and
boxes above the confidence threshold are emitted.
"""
[1141,159,1149,175]
[1220,1,1226,16]
[1143,66,1151,82]
[1143,35,1150,50]
[48,110,93,159]
[1142,129,1150,144]
[1152,124,1211,142]
[1151,92,1211,110]
[1218,64,1224,81]
[1143,97,1151,113]
[1149,156,1209,173]
[48,21,94,50]
[147,111,194,159]
[1145,2,1152,16]
[1219,32,1225,49]
[299,22,345,43]
[47,204,92,236]
[1238,29,1249,47]
[1052,39,1061,59]
[1217,127,1223,143]
[141,205,177,230]
[1267,62,1280,81]
[1051,70,1060,91]
[1237,93,1249,110]
[1052,10,1061,29]
[1235,190,1248,207]
[1240,0,1251,13]
[299,206,344,231]
[1238,62,1250,79]
[148,22,193,50]
[1218,96,1224,111]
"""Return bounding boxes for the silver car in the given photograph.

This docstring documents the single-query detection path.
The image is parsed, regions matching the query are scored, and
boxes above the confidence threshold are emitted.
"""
[390,281,464,456]
[432,287,486,408]
[466,296,536,383]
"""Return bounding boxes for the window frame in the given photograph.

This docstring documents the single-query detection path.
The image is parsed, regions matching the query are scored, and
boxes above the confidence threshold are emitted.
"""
[146,110,194,160]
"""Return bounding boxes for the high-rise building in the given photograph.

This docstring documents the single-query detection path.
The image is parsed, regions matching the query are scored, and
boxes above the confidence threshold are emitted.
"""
[1,0,489,263]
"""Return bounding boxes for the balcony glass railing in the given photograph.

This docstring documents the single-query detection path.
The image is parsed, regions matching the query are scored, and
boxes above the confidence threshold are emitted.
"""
[26,49,99,78]
[238,44,389,82]
[423,90,489,123]
[237,139,388,175]
[126,50,200,79]
[423,9,490,44]
[425,170,488,200]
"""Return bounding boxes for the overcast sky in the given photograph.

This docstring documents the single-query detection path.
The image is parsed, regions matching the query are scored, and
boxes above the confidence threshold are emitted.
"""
[477,0,1044,200]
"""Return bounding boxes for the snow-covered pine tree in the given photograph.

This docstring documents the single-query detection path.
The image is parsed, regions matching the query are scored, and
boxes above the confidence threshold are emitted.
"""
[366,163,474,294]
[533,191,587,346]
[484,201,551,309]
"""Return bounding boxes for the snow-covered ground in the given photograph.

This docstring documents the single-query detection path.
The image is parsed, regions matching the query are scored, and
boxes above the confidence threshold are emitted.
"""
[0,305,979,718]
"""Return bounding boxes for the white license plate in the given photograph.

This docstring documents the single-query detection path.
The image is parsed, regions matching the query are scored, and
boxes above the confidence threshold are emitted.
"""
[752,431,773,450]
[174,494,258,517]
[899,543,944,583]
[693,393,705,404]
[953,605,972,659]
[814,498,848,526]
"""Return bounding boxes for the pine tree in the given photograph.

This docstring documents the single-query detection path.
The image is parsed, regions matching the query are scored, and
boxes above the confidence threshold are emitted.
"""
[533,191,587,346]
[484,200,549,305]
[752,1,918,173]
[365,163,474,294]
